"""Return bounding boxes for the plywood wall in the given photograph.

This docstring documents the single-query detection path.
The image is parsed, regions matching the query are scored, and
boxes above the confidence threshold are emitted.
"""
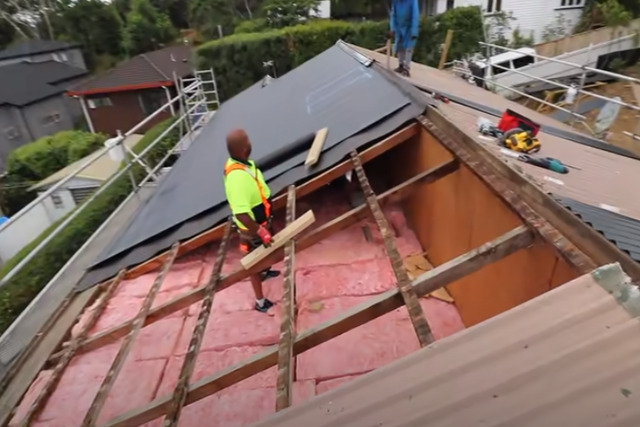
[387,127,579,327]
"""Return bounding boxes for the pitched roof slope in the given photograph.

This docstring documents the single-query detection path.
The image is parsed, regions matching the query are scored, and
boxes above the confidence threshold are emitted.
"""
[251,263,640,427]
[29,134,143,191]
[68,45,193,95]
[0,60,88,106]
[0,40,79,60]
[78,41,431,291]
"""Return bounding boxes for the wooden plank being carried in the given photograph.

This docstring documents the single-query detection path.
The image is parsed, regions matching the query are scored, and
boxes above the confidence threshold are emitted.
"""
[99,226,533,427]
[48,159,459,365]
[17,271,126,427]
[350,151,434,347]
[240,210,315,270]
[276,186,297,411]
[163,223,232,427]
[81,243,180,427]
[123,123,418,280]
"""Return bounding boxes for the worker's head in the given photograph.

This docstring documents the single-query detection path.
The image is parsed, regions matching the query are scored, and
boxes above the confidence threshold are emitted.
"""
[226,128,252,160]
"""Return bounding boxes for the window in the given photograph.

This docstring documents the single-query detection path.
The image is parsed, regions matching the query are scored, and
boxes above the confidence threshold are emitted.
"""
[43,112,61,126]
[3,127,19,140]
[139,89,167,116]
[87,97,113,109]
[70,187,96,205]
[560,0,582,7]
[486,0,502,13]
[512,55,535,69]
[446,0,455,11]
[50,192,64,209]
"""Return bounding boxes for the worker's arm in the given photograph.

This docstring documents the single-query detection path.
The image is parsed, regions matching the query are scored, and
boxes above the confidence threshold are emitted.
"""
[411,0,420,39]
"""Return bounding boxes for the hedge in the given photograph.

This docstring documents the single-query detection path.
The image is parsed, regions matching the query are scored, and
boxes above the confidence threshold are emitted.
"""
[198,6,484,102]
[0,118,180,334]
[0,130,108,216]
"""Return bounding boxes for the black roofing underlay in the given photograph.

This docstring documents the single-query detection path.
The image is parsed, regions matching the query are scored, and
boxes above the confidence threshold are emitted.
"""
[77,41,432,291]
[555,196,640,264]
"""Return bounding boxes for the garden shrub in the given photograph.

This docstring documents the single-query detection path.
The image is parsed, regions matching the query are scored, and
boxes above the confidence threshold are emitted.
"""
[0,118,179,334]
[198,6,484,102]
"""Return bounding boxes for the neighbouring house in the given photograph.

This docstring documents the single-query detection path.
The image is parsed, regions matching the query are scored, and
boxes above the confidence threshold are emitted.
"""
[0,39,86,70]
[0,61,89,171]
[67,45,194,136]
[436,0,586,43]
[0,134,142,265]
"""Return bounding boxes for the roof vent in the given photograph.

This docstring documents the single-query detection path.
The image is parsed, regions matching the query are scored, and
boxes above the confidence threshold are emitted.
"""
[170,53,176,62]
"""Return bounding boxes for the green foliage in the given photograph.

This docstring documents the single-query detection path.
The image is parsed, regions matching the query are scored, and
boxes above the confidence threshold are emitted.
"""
[235,18,269,34]
[542,12,574,42]
[190,0,237,39]
[0,131,108,216]
[0,119,180,334]
[199,6,485,101]
[600,0,633,27]
[54,0,124,68]
[484,11,516,47]
[511,27,535,49]
[123,0,177,55]
[261,0,320,29]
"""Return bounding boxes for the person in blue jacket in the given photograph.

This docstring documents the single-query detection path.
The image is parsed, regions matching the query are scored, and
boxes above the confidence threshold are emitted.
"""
[390,0,420,77]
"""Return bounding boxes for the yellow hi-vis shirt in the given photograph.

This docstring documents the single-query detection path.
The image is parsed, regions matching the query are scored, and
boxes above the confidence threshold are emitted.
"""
[223,158,271,230]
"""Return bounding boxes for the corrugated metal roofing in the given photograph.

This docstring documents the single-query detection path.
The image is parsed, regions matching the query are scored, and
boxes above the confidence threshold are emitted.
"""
[556,195,640,263]
[69,45,193,94]
[251,263,640,427]
[0,40,79,60]
[29,134,143,191]
[0,60,88,106]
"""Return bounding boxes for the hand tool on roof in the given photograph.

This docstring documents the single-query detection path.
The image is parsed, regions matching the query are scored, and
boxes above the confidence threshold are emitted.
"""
[500,149,572,174]
[498,128,541,154]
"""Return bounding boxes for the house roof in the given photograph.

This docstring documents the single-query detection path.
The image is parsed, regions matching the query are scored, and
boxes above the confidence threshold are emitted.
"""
[0,60,88,107]
[29,134,143,191]
[77,41,433,291]
[0,40,79,61]
[67,45,194,96]
[556,195,640,263]
[251,263,640,427]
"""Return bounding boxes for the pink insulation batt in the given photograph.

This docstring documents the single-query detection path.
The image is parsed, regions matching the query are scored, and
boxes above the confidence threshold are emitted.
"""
[11,189,464,427]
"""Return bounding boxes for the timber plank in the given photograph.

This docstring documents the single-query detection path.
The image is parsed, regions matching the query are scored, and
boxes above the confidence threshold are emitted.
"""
[99,226,533,427]
[240,211,314,270]
[305,128,329,168]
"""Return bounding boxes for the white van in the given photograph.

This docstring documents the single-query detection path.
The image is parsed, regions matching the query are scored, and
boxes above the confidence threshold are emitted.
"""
[467,47,537,89]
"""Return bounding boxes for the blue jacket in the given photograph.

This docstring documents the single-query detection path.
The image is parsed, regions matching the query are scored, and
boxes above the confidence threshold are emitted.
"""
[390,0,420,51]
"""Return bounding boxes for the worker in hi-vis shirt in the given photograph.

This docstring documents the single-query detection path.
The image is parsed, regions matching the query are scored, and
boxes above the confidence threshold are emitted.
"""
[224,129,280,313]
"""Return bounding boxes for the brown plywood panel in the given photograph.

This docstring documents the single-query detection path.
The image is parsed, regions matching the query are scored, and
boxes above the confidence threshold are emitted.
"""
[549,257,579,289]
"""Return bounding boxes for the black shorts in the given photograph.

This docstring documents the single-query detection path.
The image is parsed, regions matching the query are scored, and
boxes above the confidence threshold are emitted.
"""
[238,219,273,254]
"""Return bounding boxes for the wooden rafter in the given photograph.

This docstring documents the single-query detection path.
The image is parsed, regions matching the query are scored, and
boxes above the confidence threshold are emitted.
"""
[350,151,434,347]
[122,123,419,281]
[163,222,232,426]
[17,271,127,427]
[276,186,297,411]
[81,243,180,427]
[48,159,458,365]
[420,113,597,275]
[99,226,533,427]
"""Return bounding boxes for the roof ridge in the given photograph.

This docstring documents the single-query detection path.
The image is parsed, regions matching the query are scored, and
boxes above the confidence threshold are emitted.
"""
[141,53,170,80]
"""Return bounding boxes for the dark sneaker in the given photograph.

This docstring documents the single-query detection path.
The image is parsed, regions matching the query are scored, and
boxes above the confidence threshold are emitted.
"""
[261,269,281,281]
[255,298,274,313]
[401,68,410,77]
[393,65,404,74]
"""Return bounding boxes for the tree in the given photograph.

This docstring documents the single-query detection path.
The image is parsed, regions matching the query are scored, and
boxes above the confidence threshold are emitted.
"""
[0,0,56,40]
[541,13,573,42]
[485,10,515,48]
[190,0,236,39]
[122,0,176,56]
[113,0,190,29]
[511,27,534,48]
[0,19,16,49]
[261,0,320,29]
[53,0,123,68]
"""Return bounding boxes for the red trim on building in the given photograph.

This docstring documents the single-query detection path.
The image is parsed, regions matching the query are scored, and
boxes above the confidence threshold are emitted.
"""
[67,81,175,97]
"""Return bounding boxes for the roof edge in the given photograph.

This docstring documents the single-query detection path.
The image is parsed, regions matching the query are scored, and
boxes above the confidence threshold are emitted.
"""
[67,81,175,96]
[0,42,81,61]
